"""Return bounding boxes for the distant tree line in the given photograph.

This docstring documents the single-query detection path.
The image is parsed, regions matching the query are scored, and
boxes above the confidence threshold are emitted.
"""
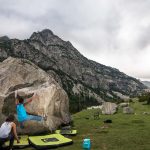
[138,92,150,104]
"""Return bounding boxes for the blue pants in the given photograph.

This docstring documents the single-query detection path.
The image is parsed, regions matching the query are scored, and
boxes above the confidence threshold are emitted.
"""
[25,115,43,121]
[20,115,43,129]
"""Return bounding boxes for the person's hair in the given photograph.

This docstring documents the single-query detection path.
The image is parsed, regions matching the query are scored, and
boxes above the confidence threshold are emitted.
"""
[6,114,15,122]
[16,94,24,104]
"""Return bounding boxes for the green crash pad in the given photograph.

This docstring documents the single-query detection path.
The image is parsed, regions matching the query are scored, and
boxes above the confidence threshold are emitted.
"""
[55,130,77,135]
[28,134,73,149]
[5,135,29,148]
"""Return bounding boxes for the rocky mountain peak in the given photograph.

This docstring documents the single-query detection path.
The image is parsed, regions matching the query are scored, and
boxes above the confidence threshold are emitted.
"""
[0,36,10,42]
[30,29,54,39]
[30,29,63,46]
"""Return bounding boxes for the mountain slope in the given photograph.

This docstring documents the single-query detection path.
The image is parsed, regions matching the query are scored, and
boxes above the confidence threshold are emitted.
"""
[142,81,150,88]
[0,29,146,112]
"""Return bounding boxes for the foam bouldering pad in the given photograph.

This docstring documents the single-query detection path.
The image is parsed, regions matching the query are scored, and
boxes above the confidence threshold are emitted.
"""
[55,130,77,135]
[5,135,29,148]
[28,134,73,149]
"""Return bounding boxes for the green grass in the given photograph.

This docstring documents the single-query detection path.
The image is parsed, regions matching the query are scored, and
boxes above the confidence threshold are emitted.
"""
[23,101,150,150]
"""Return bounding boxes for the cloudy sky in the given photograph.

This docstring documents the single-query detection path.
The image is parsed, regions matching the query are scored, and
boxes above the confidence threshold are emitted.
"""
[0,0,150,81]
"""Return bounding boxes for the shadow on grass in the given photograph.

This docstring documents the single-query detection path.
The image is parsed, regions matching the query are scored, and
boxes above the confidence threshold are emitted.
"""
[131,120,145,124]
[97,130,109,134]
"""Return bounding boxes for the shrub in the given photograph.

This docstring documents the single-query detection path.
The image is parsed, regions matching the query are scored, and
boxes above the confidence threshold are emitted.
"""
[138,92,150,104]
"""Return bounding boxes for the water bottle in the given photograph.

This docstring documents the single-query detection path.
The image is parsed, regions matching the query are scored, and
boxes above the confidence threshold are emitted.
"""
[82,138,91,150]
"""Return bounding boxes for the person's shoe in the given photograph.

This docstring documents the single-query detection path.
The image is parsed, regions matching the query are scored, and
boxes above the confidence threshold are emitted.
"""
[20,125,25,129]
[20,123,25,129]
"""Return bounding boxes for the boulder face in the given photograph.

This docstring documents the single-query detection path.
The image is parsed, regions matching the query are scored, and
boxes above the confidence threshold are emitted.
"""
[119,103,129,108]
[0,57,70,134]
[0,29,147,112]
[123,107,134,114]
[101,102,118,115]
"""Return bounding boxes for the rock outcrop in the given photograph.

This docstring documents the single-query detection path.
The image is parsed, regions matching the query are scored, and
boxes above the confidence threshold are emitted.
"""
[0,29,147,112]
[123,107,134,114]
[0,57,70,134]
[119,103,129,108]
[101,102,118,115]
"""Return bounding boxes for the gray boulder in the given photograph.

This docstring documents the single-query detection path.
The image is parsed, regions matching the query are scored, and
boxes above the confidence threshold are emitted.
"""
[0,57,70,134]
[123,107,134,114]
[101,102,118,115]
[119,102,129,108]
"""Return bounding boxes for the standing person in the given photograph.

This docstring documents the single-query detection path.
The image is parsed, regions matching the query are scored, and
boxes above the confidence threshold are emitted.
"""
[15,91,47,128]
[0,114,20,150]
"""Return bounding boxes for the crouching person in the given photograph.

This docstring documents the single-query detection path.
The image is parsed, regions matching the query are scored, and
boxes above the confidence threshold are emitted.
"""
[0,114,20,150]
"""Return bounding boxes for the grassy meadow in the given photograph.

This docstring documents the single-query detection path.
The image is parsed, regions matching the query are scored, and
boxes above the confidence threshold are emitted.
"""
[24,100,150,150]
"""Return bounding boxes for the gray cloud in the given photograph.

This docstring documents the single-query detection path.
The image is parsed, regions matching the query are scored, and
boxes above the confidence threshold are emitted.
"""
[0,0,150,81]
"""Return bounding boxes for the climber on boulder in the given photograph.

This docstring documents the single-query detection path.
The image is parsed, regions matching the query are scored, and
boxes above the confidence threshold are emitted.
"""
[15,91,47,129]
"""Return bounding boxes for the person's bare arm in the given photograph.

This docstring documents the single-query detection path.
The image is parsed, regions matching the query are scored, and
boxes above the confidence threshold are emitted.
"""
[24,93,37,106]
[24,105,31,114]
[12,123,20,143]
[15,99,19,105]
[15,91,19,105]
[24,98,32,106]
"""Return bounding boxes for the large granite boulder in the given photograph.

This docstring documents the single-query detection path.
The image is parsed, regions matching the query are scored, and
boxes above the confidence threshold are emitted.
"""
[101,102,118,115]
[0,57,70,134]
[123,107,134,114]
[119,102,129,108]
